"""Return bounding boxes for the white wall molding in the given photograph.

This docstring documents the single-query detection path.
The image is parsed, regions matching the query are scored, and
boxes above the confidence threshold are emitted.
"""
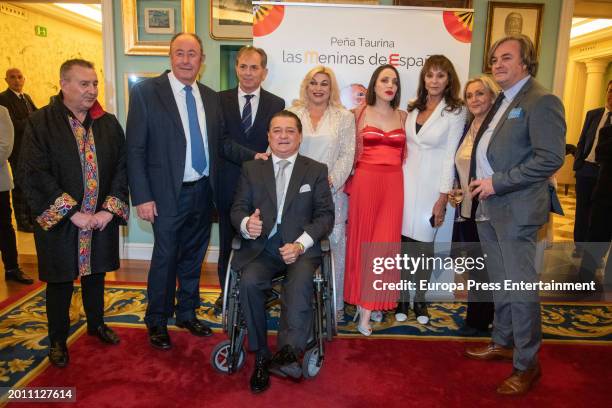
[101,0,117,115]
[18,3,101,33]
[553,0,575,98]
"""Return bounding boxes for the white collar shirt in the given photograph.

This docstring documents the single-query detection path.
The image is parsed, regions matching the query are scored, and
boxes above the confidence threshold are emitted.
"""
[168,71,210,181]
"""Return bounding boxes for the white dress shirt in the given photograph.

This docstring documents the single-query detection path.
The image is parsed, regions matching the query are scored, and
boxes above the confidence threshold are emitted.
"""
[238,86,261,127]
[585,108,611,163]
[240,152,314,250]
[167,71,210,181]
[476,75,531,180]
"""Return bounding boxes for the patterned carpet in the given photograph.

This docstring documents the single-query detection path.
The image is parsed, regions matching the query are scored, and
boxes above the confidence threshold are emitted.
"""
[1,282,610,394]
[552,184,576,242]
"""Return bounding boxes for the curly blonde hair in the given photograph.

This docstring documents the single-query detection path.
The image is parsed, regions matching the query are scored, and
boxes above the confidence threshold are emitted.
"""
[292,65,343,109]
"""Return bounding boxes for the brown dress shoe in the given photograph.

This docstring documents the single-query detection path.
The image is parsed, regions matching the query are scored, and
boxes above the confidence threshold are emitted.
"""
[497,363,541,395]
[464,342,513,361]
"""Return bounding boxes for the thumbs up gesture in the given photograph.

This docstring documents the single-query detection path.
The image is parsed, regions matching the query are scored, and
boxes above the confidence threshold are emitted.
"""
[246,208,263,238]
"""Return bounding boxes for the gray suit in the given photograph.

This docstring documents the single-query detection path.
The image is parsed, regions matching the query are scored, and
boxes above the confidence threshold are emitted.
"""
[477,78,565,371]
[0,106,13,192]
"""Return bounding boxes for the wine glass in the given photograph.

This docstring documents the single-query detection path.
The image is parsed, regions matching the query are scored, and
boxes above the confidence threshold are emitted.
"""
[469,177,490,222]
[449,179,465,222]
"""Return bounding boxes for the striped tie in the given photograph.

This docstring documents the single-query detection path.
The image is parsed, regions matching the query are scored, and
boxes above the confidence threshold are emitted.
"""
[241,94,254,135]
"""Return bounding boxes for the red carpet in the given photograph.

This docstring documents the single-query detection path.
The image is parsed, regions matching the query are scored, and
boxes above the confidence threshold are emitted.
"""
[12,327,611,408]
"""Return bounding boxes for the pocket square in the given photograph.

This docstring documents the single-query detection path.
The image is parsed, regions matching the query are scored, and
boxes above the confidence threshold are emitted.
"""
[299,184,311,193]
[507,107,524,120]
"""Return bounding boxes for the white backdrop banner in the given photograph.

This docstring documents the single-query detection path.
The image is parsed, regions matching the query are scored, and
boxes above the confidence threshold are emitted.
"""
[253,2,473,109]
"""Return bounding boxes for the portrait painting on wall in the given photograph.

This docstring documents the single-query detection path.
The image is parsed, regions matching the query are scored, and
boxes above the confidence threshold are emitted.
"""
[483,2,544,72]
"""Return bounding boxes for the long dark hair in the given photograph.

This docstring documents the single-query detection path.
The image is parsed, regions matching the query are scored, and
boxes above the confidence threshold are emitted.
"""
[366,64,401,109]
[408,55,463,113]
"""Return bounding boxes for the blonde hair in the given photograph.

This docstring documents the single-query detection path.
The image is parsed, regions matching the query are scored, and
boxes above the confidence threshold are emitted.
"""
[292,65,343,109]
[463,75,500,101]
[463,75,500,121]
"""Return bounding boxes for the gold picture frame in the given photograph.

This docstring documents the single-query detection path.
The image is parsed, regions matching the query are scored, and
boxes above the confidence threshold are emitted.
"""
[122,0,195,55]
[483,2,543,73]
[210,0,253,40]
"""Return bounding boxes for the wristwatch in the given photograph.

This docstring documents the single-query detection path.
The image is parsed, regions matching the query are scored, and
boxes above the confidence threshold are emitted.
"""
[294,242,305,254]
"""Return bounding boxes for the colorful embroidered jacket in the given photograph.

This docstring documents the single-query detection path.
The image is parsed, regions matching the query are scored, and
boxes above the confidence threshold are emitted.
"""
[18,93,129,282]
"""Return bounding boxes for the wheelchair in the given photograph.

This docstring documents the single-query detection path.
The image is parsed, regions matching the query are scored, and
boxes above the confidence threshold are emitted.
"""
[211,236,336,379]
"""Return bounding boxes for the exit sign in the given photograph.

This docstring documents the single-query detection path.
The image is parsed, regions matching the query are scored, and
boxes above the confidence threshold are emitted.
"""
[35,26,47,37]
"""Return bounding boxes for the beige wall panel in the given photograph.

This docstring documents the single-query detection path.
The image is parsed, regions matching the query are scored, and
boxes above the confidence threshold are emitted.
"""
[0,6,104,108]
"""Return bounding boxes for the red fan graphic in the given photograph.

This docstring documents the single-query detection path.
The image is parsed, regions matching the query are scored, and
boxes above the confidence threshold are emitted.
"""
[443,11,473,43]
[253,4,285,37]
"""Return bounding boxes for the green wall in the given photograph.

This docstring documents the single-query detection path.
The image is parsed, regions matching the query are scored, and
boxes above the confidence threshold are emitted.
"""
[114,0,562,247]
[114,0,249,245]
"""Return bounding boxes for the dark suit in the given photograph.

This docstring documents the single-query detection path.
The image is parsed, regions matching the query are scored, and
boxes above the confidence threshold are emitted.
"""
[573,107,607,245]
[0,89,37,226]
[475,78,565,371]
[217,87,284,288]
[579,125,612,287]
[126,72,255,328]
[231,155,334,356]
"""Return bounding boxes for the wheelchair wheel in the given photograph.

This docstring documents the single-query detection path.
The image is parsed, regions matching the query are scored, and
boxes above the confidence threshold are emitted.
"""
[210,340,246,374]
[302,347,322,379]
[322,252,336,340]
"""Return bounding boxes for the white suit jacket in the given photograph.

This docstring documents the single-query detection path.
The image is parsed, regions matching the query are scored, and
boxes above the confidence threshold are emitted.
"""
[402,100,465,241]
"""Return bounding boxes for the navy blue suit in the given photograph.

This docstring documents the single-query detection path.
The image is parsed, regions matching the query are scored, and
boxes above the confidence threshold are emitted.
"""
[217,87,284,288]
[127,72,255,327]
[573,107,606,244]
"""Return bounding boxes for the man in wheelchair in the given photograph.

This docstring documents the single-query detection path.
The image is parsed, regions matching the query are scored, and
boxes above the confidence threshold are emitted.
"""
[230,110,334,393]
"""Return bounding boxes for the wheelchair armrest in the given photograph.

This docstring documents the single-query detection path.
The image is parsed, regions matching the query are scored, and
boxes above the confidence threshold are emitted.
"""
[231,236,242,251]
[320,238,330,253]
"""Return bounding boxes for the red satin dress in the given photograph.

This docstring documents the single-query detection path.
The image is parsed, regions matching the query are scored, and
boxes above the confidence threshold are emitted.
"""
[344,124,405,310]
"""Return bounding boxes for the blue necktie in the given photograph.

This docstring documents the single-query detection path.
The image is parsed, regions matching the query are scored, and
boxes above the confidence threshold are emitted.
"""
[241,94,254,135]
[184,85,207,175]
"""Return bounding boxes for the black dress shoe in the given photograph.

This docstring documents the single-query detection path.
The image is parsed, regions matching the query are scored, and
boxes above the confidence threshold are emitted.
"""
[5,268,34,285]
[48,341,69,367]
[87,324,120,344]
[176,318,213,337]
[269,345,302,380]
[250,354,270,394]
[148,326,171,350]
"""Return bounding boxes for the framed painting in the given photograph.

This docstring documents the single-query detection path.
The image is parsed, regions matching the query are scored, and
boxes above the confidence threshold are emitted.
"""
[211,1,380,40]
[210,0,252,40]
[122,0,195,55]
[483,2,544,72]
